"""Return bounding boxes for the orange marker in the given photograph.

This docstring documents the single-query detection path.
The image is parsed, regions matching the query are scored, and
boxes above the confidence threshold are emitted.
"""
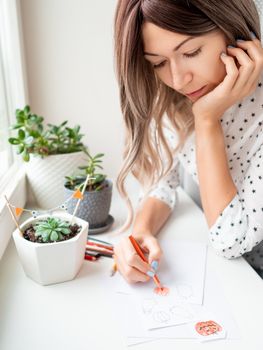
[128,235,166,292]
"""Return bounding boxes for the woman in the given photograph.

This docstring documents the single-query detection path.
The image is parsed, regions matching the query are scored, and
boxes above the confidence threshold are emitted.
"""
[113,0,263,283]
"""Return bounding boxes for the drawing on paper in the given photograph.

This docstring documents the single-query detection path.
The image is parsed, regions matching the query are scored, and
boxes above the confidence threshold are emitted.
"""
[169,305,194,320]
[154,286,169,296]
[141,298,194,326]
[176,283,193,299]
[153,310,171,324]
[141,298,157,314]
[195,320,222,336]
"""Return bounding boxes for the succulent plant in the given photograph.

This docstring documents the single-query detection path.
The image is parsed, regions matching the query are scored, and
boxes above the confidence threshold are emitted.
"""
[34,217,71,242]
[8,105,87,161]
[65,150,107,192]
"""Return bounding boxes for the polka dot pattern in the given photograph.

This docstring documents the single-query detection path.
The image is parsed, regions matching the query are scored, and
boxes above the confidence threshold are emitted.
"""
[139,73,263,274]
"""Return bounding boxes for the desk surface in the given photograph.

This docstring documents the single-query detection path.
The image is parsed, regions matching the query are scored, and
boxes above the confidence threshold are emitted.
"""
[0,182,263,350]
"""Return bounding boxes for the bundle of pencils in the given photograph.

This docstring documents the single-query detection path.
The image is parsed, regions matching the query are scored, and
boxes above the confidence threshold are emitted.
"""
[84,236,114,261]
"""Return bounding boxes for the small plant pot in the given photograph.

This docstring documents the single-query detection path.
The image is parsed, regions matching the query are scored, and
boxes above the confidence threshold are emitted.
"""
[25,151,86,209]
[64,179,113,229]
[12,212,89,286]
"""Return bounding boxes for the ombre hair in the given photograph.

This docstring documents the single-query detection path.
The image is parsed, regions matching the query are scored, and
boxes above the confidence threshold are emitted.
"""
[113,0,261,233]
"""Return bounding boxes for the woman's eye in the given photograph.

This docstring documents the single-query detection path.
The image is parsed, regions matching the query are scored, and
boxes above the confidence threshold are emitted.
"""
[153,61,166,69]
[184,48,202,58]
[152,48,202,69]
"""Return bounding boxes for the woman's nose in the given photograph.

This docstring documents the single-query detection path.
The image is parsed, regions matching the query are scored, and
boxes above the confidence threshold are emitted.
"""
[170,61,191,91]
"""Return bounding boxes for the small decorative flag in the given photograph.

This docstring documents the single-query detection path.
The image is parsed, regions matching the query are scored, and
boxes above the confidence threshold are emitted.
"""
[15,207,23,217]
[73,189,84,200]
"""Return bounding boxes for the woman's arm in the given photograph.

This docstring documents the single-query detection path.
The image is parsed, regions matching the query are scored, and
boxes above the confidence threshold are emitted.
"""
[133,196,172,238]
[195,119,237,228]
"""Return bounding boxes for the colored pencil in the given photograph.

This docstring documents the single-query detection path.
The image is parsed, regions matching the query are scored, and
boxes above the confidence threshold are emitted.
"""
[129,235,162,289]
[85,244,113,255]
[84,254,97,261]
[110,261,118,277]
[88,237,113,247]
[86,241,114,251]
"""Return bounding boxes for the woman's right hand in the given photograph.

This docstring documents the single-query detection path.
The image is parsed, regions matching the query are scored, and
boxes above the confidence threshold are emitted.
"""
[113,233,163,284]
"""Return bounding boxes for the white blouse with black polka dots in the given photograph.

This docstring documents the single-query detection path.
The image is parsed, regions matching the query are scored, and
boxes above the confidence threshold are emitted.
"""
[141,73,263,272]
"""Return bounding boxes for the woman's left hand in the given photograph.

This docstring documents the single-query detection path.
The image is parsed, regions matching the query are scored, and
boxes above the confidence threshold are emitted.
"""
[192,33,263,123]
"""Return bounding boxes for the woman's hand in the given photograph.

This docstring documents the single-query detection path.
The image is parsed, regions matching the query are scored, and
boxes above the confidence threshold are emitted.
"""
[113,233,162,284]
[192,33,263,123]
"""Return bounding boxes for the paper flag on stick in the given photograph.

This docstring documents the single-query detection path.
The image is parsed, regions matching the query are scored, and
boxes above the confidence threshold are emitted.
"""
[15,207,24,216]
[73,189,84,200]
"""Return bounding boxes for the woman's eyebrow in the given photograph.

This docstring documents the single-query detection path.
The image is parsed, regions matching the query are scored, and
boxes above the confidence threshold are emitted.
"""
[143,36,196,57]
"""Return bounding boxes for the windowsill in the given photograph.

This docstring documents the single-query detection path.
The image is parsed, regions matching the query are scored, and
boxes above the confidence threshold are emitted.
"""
[0,163,27,260]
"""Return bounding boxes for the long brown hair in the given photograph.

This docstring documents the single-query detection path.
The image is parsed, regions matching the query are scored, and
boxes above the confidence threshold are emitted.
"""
[113,0,261,233]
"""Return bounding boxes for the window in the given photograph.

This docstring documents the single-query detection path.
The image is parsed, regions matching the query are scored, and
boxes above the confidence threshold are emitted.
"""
[0,0,28,182]
[0,50,13,178]
[0,0,28,259]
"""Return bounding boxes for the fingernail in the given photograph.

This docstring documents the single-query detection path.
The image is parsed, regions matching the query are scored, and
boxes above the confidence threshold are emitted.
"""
[151,260,159,271]
[236,38,244,42]
[227,45,235,49]
[250,31,257,39]
[221,51,227,57]
[146,270,155,278]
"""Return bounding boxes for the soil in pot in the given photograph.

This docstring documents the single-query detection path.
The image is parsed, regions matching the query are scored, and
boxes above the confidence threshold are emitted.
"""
[23,222,81,243]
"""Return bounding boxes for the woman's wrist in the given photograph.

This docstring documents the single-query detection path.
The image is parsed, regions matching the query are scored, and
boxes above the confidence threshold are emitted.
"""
[132,229,154,240]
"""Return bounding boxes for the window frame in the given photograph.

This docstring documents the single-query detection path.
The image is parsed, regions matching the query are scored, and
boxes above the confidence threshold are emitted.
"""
[0,0,28,260]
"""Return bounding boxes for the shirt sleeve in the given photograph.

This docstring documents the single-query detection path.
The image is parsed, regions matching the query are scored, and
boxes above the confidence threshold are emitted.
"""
[209,143,263,259]
[138,156,180,210]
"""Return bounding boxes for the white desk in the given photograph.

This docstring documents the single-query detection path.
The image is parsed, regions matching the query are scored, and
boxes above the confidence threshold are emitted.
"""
[0,182,263,350]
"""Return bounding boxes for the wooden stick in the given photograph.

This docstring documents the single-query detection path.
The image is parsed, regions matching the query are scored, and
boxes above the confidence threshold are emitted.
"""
[71,174,95,223]
[4,195,23,235]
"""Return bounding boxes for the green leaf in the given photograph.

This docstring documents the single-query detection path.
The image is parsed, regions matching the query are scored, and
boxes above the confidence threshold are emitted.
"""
[24,105,30,114]
[61,228,71,235]
[8,138,20,145]
[22,150,30,162]
[50,231,59,241]
[17,145,24,154]
[94,153,104,159]
[18,129,26,140]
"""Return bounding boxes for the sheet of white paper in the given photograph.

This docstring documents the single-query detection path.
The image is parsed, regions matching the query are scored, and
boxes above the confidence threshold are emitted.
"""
[112,240,207,305]
[103,247,240,346]
[132,291,196,330]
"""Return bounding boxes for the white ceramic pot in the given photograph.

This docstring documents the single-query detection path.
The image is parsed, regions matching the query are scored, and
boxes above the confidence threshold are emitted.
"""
[25,151,86,209]
[12,212,89,286]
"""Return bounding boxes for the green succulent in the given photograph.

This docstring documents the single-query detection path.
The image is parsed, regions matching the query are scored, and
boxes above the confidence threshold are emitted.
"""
[34,217,71,242]
[8,105,87,161]
[65,150,107,192]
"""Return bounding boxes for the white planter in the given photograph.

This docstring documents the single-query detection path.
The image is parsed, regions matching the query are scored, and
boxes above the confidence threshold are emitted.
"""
[25,151,86,209]
[12,212,89,286]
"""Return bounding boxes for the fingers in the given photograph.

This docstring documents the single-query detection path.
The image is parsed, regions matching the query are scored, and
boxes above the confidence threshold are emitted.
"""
[235,37,263,90]
[226,45,255,91]
[113,236,155,284]
[115,255,151,284]
[223,33,263,95]
[141,235,163,266]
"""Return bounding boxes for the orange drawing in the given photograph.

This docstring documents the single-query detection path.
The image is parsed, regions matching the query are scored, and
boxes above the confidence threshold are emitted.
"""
[154,286,169,296]
[195,320,222,336]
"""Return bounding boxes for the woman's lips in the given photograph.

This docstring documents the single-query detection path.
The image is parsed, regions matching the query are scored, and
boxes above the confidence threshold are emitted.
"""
[186,85,207,98]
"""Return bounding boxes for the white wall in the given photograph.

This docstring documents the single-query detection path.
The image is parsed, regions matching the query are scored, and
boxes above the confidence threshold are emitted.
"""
[20,0,123,179]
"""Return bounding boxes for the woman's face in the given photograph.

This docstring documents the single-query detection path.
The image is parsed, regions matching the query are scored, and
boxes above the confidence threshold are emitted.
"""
[142,22,231,101]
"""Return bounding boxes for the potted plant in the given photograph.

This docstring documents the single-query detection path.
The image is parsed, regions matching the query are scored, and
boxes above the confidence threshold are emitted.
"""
[8,105,87,208]
[12,212,89,285]
[64,151,113,232]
